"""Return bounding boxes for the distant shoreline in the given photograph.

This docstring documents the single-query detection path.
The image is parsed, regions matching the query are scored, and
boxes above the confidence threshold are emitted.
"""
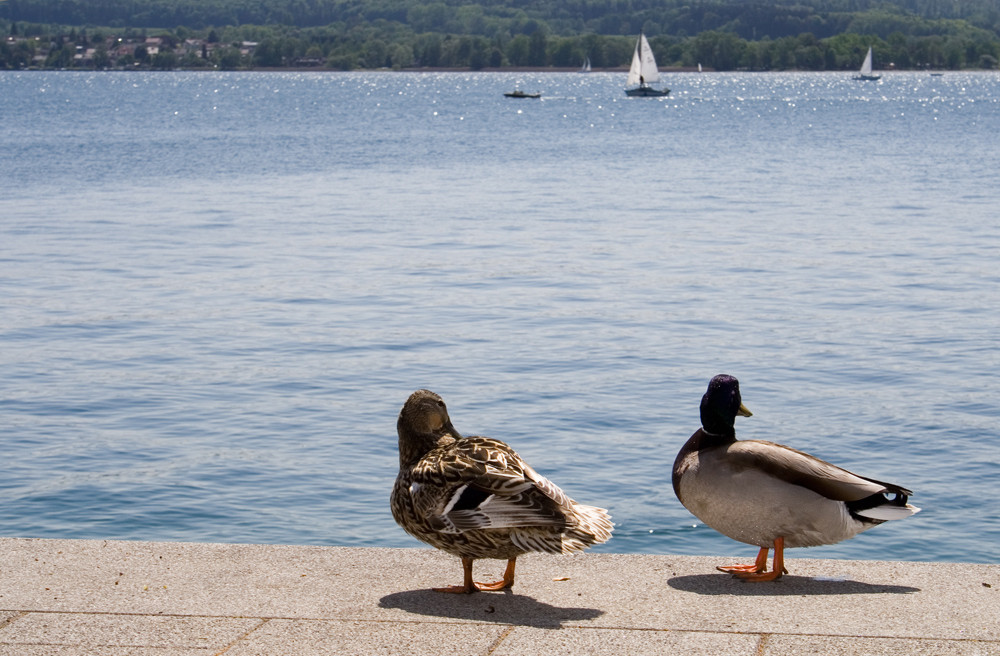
[13,66,962,73]
[250,65,715,73]
[14,66,715,73]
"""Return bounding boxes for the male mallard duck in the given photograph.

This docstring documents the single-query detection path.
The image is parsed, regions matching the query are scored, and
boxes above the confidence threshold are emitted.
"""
[672,375,920,581]
[391,389,613,593]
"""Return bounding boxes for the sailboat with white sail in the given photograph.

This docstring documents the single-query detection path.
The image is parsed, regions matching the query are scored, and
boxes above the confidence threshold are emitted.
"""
[854,46,881,81]
[579,56,591,73]
[625,32,670,97]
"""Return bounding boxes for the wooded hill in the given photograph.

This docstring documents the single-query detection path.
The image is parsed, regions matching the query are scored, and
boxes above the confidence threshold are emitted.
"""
[4,0,1000,38]
[3,0,999,70]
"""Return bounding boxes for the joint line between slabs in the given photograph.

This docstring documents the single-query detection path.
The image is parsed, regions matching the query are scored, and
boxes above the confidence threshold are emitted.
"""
[755,633,770,656]
[0,611,28,631]
[215,617,270,656]
[486,625,516,655]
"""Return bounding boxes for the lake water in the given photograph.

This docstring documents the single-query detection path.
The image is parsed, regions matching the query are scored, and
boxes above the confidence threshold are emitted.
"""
[1,70,998,564]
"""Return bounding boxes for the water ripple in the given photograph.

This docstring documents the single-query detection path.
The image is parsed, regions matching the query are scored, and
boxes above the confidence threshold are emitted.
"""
[1,71,998,562]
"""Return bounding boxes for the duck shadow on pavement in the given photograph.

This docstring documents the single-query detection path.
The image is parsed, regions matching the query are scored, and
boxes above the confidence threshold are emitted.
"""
[378,588,604,628]
[668,573,920,596]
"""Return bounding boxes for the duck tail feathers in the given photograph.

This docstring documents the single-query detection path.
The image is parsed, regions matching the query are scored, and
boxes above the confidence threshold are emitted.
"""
[848,482,919,524]
[561,503,614,553]
[855,503,921,522]
[507,503,613,555]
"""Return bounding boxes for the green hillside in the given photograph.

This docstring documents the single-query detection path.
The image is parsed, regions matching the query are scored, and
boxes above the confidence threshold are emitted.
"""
[2,0,998,70]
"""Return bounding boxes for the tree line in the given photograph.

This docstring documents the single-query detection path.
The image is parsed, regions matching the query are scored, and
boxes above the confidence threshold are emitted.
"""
[2,0,999,71]
[3,0,999,39]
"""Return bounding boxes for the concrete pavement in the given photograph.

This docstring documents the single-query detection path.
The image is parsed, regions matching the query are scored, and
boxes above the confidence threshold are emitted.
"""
[0,538,997,654]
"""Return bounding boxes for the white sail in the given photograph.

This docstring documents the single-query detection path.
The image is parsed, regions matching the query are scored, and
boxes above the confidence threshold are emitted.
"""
[626,33,660,86]
[860,47,874,77]
[580,56,591,72]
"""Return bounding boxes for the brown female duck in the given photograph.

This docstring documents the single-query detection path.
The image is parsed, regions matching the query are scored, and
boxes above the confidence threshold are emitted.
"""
[391,389,613,593]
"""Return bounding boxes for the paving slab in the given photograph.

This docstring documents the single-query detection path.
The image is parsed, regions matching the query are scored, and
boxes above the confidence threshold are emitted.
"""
[224,619,510,656]
[764,635,998,656]
[490,627,761,655]
[0,646,217,656]
[0,612,259,651]
[0,538,997,655]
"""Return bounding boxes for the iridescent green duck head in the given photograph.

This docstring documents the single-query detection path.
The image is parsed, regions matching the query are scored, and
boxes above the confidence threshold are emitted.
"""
[700,374,753,437]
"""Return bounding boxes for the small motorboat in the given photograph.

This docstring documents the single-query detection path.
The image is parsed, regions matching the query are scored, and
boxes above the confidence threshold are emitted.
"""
[504,90,541,99]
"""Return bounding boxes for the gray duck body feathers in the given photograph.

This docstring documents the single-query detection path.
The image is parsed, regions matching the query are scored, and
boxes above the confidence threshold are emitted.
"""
[672,375,919,551]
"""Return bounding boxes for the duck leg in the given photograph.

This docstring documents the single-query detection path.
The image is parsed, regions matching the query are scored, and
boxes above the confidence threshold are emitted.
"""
[717,546,770,575]
[433,557,516,594]
[728,538,788,582]
[474,558,517,591]
[433,557,478,594]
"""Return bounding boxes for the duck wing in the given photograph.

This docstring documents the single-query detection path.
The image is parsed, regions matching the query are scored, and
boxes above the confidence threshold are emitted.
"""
[408,436,570,534]
[726,440,915,513]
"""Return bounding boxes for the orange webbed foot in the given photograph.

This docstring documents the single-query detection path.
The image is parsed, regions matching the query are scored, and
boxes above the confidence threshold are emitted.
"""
[717,563,763,573]
[732,568,783,582]
[717,546,769,575]
[477,558,516,591]
[722,539,786,582]
[433,584,477,594]
[472,579,514,591]
[433,557,516,594]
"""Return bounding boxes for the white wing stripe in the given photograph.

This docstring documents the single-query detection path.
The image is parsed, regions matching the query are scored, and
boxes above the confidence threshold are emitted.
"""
[441,484,470,516]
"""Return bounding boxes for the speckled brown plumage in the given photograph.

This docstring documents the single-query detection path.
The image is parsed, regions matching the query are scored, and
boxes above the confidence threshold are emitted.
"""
[390,389,613,593]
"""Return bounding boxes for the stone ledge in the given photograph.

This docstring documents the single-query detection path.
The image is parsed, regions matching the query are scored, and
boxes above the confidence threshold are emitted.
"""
[0,538,997,655]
